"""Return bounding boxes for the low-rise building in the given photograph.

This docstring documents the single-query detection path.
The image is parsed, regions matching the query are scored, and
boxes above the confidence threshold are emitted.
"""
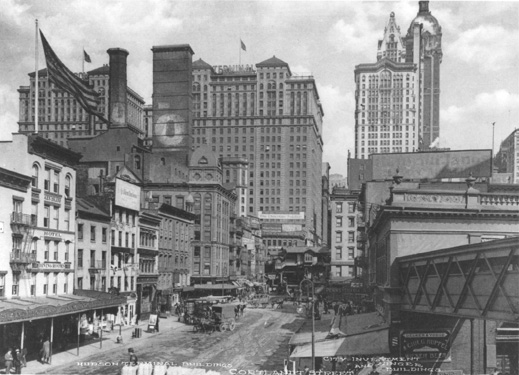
[76,198,111,291]
[0,133,125,361]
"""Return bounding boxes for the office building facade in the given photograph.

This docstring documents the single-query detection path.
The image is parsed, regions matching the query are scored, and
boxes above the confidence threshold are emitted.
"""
[17,65,146,147]
[495,129,519,184]
[354,1,442,159]
[190,56,324,243]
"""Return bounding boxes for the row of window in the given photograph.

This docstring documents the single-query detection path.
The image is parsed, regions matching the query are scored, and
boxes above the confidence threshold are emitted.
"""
[335,202,356,214]
[335,246,355,260]
[32,164,72,197]
[0,273,71,297]
[335,231,355,243]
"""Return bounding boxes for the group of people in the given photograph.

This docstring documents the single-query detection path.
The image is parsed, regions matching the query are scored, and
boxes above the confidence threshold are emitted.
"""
[3,347,27,374]
[233,304,246,319]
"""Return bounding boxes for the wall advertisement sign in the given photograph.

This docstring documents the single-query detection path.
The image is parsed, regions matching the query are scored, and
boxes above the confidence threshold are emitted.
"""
[115,178,141,212]
[371,150,492,180]
[401,330,451,361]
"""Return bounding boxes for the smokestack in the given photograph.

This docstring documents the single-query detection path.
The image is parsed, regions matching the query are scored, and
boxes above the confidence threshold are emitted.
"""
[107,48,129,128]
[151,44,194,164]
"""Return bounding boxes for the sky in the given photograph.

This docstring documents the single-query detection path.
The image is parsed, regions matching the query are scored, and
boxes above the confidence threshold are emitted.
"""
[0,0,518,178]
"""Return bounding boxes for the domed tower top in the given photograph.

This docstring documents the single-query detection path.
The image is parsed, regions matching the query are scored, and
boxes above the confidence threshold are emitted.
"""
[407,1,442,37]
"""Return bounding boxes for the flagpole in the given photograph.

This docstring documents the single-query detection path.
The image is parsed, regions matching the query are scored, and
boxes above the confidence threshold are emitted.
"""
[82,46,84,74]
[239,38,241,66]
[35,19,39,134]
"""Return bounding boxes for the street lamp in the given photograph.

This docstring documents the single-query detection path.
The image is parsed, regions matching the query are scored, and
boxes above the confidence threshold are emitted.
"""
[299,278,315,371]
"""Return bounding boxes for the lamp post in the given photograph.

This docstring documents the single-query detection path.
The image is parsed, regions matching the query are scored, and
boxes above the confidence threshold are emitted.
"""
[300,278,315,371]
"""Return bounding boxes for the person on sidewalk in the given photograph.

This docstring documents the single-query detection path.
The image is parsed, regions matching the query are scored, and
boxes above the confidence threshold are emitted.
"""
[20,347,26,368]
[155,315,160,333]
[4,348,13,374]
[128,348,138,366]
[13,349,22,374]
[41,338,50,364]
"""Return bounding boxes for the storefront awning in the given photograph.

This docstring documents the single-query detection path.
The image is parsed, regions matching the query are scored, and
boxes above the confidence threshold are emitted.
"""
[289,331,330,346]
[0,290,127,324]
[290,311,390,358]
[193,284,237,290]
[330,311,387,337]
[290,327,390,357]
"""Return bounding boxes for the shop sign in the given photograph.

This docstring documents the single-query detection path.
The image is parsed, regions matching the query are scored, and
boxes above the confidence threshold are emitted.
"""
[44,193,61,204]
[44,231,62,238]
[401,330,451,361]
[40,262,65,269]
[30,262,70,271]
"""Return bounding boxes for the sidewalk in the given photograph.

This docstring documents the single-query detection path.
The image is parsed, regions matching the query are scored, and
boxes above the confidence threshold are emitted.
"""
[22,314,186,375]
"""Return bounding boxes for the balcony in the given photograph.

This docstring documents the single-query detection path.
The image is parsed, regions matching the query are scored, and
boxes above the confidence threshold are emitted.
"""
[10,251,36,264]
[11,212,36,227]
[89,260,107,273]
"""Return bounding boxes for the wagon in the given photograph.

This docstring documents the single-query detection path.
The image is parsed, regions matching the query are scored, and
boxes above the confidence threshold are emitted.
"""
[212,304,237,331]
[248,294,270,308]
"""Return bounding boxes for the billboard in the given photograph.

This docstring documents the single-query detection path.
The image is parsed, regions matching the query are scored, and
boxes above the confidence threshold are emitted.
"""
[258,212,305,220]
[115,178,141,211]
[371,150,492,180]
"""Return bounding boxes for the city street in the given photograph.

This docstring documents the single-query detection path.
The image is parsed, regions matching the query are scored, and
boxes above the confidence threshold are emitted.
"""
[40,307,304,375]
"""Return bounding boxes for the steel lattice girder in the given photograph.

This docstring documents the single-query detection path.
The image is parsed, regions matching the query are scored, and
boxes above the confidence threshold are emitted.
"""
[397,240,519,322]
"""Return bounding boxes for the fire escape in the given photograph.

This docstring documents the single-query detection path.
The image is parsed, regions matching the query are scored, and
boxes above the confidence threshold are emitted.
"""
[10,212,36,293]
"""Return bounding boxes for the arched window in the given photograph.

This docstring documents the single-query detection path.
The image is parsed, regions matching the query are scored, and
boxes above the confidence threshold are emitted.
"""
[134,155,141,170]
[65,175,72,198]
[259,83,264,90]
[267,80,276,90]
[192,82,200,92]
[32,164,39,188]
[160,157,166,166]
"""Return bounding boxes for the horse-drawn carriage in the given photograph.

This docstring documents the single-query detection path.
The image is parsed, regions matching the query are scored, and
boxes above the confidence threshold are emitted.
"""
[191,303,238,334]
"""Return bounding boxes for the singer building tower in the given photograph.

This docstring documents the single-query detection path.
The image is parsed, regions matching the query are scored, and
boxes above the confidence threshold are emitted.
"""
[354,1,442,159]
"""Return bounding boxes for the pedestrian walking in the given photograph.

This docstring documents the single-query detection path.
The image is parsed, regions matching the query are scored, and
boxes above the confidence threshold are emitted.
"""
[20,347,27,368]
[155,314,160,332]
[13,349,22,374]
[128,348,138,366]
[239,304,246,317]
[41,337,50,364]
[333,302,339,315]
[303,365,310,375]
[4,348,13,374]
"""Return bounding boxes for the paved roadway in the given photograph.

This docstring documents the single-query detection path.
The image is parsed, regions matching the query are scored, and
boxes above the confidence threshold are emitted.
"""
[42,306,304,375]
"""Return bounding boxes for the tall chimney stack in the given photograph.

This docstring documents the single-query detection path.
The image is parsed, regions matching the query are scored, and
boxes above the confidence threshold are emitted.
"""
[151,44,194,164]
[107,48,129,128]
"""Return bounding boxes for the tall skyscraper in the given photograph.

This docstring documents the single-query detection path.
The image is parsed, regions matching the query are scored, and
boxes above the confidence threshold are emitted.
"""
[354,1,442,159]
[190,56,325,243]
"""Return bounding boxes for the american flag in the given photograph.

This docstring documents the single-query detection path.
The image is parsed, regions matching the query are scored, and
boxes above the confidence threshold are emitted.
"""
[40,31,106,122]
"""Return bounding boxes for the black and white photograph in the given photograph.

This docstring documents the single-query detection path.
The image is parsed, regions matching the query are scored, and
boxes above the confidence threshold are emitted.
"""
[0,1,518,374]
